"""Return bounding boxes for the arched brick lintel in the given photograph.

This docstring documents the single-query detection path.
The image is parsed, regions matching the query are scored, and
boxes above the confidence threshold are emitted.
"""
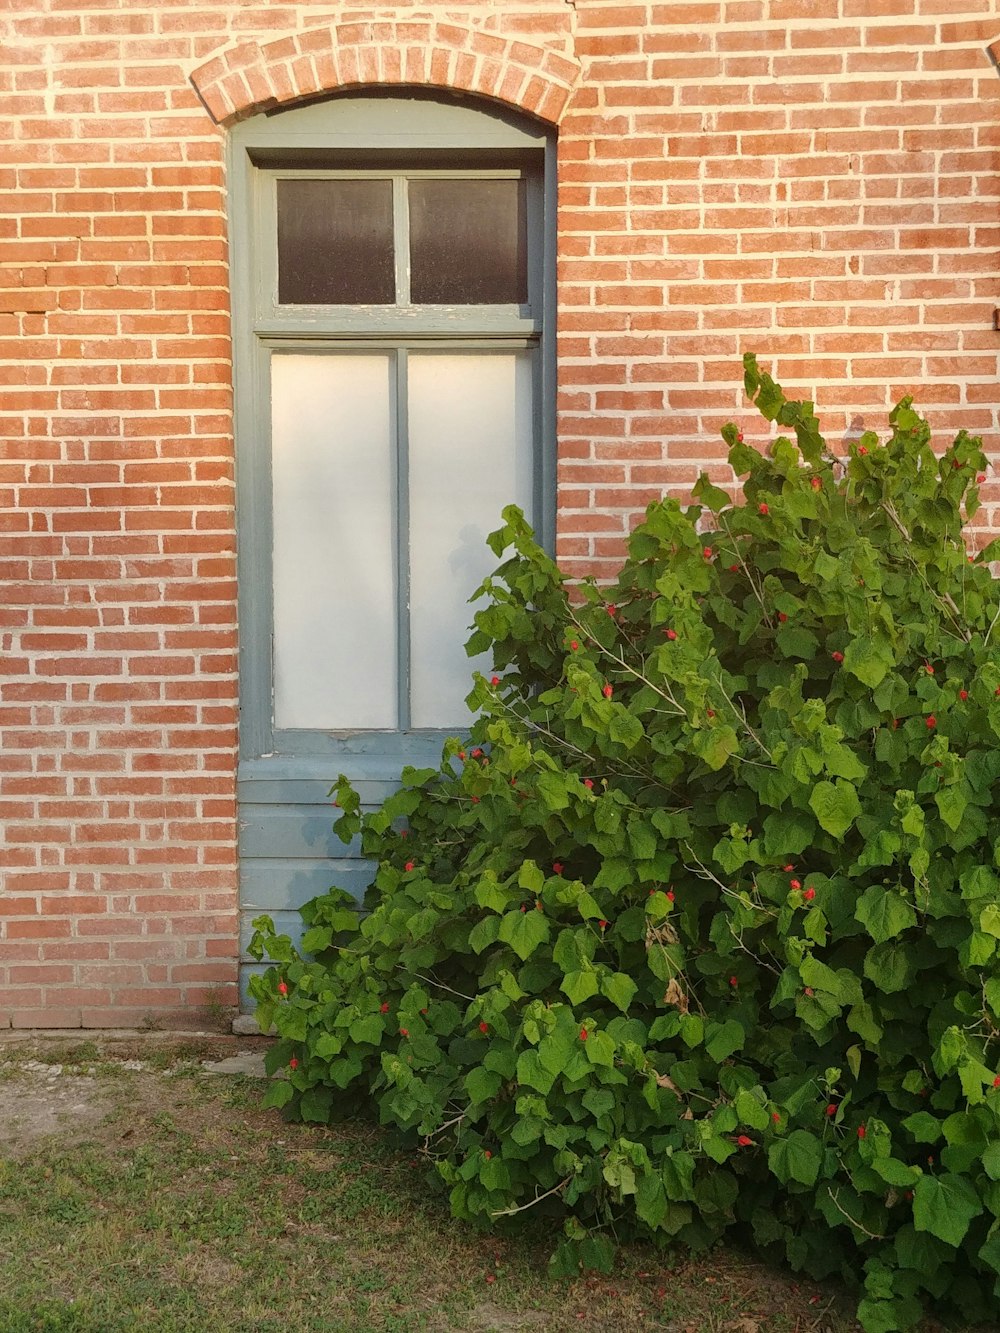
[190,20,582,128]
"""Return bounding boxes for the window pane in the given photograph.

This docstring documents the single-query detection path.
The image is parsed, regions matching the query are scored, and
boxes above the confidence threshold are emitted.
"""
[277,179,395,304]
[409,179,527,305]
[271,353,397,729]
[407,353,534,728]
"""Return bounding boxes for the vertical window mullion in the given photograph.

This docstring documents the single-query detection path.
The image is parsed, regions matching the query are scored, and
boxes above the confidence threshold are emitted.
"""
[394,175,410,307]
[395,348,411,731]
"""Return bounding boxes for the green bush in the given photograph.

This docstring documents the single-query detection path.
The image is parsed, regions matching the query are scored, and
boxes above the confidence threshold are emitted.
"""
[249,354,1000,1332]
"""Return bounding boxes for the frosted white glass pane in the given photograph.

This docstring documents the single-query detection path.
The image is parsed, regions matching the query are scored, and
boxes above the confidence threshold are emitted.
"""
[271,354,396,729]
[408,354,534,728]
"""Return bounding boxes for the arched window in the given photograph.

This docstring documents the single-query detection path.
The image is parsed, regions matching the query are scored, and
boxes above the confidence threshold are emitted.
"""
[230,92,555,958]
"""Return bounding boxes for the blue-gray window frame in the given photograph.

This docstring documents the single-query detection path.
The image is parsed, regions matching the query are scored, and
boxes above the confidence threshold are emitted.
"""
[228,93,558,770]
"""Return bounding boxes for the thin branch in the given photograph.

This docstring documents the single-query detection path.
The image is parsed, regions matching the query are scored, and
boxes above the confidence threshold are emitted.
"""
[413,973,476,1002]
[490,1175,572,1217]
[826,1187,885,1240]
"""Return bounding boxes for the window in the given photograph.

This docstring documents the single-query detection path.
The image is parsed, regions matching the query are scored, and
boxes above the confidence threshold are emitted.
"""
[229,93,555,760]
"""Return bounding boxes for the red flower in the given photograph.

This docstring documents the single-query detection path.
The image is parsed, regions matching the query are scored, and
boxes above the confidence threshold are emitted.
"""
[736,430,744,443]
[803,887,815,901]
[277,981,288,996]
[490,675,500,686]
[926,716,937,729]
[579,1028,588,1041]
[399,1028,409,1037]
[458,750,466,760]
[570,640,579,651]
[993,1075,1000,1088]
[380,1002,389,1013]
[583,778,594,789]
[772,1112,781,1123]
[664,628,677,640]
[552,862,564,874]
[857,1124,866,1139]
[666,890,675,902]
[471,796,480,804]
[479,1021,489,1034]
[607,604,616,617]
[289,1057,298,1069]
[404,861,414,872]
[729,976,738,988]
[810,476,821,490]
[778,612,788,622]
[831,651,844,663]
[736,1135,753,1147]
[729,564,740,573]
[790,879,801,891]
[858,446,868,456]
[826,1103,837,1117]
[706,708,715,718]
[959,688,968,700]
[472,748,483,758]
[602,684,613,699]
[804,987,814,996]
[978,473,986,483]
[782,864,794,872]
[599,920,608,930]
[758,503,769,516]
[484,1150,492,1159]
[925,663,934,675]
[485,1274,496,1285]
[703,547,713,560]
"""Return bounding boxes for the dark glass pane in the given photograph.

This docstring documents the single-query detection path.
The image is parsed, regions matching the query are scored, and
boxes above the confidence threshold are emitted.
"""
[409,178,527,305]
[277,179,395,305]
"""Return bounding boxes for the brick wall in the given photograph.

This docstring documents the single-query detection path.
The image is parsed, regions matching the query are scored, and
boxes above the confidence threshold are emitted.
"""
[2,0,998,1027]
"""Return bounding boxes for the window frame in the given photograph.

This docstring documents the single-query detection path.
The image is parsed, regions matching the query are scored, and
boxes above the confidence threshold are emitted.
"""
[228,92,557,767]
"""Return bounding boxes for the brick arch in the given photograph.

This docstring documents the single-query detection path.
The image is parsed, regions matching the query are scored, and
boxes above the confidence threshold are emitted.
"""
[190,19,582,128]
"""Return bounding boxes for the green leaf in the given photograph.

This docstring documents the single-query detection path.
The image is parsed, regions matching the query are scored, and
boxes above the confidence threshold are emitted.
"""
[912,1173,982,1248]
[608,709,644,749]
[762,809,816,857]
[864,940,913,994]
[768,1130,823,1187]
[935,785,968,833]
[692,725,739,771]
[584,1030,616,1067]
[299,1085,334,1123]
[809,779,862,838]
[985,1144,1000,1182]
[516,1048,556,1094]
[498,908,551,961]
[601,971,638,1014]
[843,634,893,688]
[561,969,600,1006]
[349,1015,383,1045]
[464,1067,502,1104]
[980,905,1000,940]
[263,1079,295,1109]
[706,1019,745,1064]
[469,916,499,955]
[475,876,510,913]
[855,886,917,945]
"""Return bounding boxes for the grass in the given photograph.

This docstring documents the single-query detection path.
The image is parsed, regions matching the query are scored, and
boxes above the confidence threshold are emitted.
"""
[0,1038,912,1332]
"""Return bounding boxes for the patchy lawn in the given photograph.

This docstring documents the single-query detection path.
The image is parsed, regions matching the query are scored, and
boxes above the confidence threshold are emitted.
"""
[0,1035,911,1332]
